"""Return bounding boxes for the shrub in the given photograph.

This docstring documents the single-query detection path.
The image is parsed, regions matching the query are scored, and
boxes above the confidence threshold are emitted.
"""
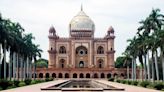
[13,80,20,87]
[45,78,53,82]
[24,79,32,85]
[127,80,132,85]
[140,81,150,88]
[35,79,44,83]
[18,82,26,87]
[116,79,121,83]
[0,79,12,90]
[31,80,37,84]
[153,82,164,90]
[0,87,2,90]
[108,78,114,82]
[131,81,138,86]
[121,80,127,84]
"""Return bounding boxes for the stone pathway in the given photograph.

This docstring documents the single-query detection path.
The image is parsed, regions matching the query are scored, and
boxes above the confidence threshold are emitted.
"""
[0,79,163,92]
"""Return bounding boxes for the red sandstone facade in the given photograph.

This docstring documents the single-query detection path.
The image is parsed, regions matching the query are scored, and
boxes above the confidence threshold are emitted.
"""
[36,8,140,79]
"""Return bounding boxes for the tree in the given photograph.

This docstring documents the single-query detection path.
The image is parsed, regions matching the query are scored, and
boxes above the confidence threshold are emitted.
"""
[35,58,48,68]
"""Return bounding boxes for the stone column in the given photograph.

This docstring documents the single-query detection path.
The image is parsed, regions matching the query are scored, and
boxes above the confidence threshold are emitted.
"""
[89,40,93,67]
[71,41,75,68]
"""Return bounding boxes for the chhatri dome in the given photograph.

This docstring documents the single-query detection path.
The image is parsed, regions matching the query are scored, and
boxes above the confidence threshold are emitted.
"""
[69,6,95,31]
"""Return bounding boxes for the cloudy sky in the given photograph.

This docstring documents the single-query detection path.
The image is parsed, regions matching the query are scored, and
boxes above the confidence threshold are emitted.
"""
[0,0,164,60]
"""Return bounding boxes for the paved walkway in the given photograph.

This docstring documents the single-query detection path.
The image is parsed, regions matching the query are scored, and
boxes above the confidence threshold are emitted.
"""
[0,79,163,92]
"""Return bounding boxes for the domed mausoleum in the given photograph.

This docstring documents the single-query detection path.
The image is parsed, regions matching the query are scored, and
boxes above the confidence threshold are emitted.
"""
[36,7,139,79]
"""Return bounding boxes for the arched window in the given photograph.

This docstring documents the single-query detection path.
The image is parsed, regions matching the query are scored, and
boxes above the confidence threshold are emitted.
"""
[39,73,43,78]
[60,59,65,68]
[45,73,49,78]
[73,73,77,78]
[107,73,112,78]
[98,59,104,68]
[80,73,84,78]
[86,73,90,78]
[52,73,56,78]
[58,73,63,78]
[97,46,104,54]
[59,46,66,54]
[94,73,98,78]
[101,73,105,78]
[79,61,84,68]
[65,73,69,78]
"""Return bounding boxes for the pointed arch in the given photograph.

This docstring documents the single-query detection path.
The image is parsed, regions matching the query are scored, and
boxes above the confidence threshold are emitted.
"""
[58,73,63,78]
[59,59,65,68]
[73,73,77,78]
[97,59,104,68]
[59,46,66,54]
[65,73,69,78]
[97,46,104,54]
[86,73,90,78]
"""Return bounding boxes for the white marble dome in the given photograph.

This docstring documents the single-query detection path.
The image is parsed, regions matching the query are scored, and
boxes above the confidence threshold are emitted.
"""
[70,9,95,31]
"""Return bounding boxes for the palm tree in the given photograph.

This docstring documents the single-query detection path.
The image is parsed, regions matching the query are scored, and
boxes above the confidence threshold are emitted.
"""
[122,51,132,80]
[0,13,42,80]
[156,29,164,81]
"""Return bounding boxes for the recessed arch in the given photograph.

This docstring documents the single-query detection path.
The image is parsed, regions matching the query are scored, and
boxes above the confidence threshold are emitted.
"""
[59,46,66,54]
[75,46,88,68]
[97,59,104,68]
[52,73,56,78]
[101,73,105,78]
[58,73,63,78]
[65,73,69,78]
[45,73,50,78]
[73,73,77,78]
[86,73,90,78]
[97,46,104,54]
[107,73,112,78]
[94,73,98,78]
[79,61,84,68]
[79,73,84,78]
[114,73,118,77]
[59,59,65,68]
[39,73,43,78]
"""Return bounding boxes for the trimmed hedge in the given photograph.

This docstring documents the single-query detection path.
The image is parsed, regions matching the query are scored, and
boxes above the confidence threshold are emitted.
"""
[0,79,12,90]
[24,79,32,85]
[13,80,20,87]
[153,82,164,90]
[18,82,26,87]
[140,81,150,87]
[45,78,53,82]
[0,79,52,91]
[112,79,164,91]
[108,78,114,81]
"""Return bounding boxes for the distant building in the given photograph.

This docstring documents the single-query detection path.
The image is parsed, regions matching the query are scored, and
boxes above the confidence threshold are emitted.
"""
[36,7,140,79]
